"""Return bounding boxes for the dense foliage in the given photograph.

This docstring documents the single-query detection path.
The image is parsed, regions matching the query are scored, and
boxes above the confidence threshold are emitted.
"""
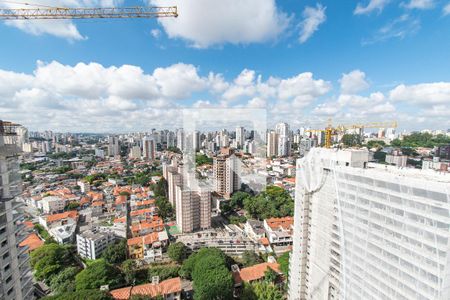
[391,132,450,148]
[30,243,77,282]
[180,248,233,300]
[244,186,294,220]
[167,146,182,154]
[341,134,362,147]
[84,173,107,185]
[155,196,174,220]
[102,240,127,264]
[277,252,290,277]
[241,282,284,300]
[195,154,213,166]
[242,251,263,267]
[167,242,189,263]
[49,266,80,294]
[152,177,168,198]
[43,290,113,300]
[75,260,124,290]
[366,140,386,149]
[147,265,180,281]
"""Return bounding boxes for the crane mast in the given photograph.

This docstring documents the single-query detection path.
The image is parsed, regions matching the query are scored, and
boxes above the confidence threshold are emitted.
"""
[0,6,178,19]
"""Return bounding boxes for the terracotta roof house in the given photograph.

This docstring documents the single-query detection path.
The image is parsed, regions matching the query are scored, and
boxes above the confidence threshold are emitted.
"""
[110,277,182,300]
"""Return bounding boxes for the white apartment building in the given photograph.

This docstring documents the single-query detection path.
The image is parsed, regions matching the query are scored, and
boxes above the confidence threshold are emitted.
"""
[108,135,119,157]
[129,145,142,159]
[175,184,211,233]
[0,121,34,300]
[213,154,241,199]
[76,228,116,260]
[267,131,278,158]
[289,148,450,300]
[39,196,66,214]
[142,136,156,160]
[236,127,245,149]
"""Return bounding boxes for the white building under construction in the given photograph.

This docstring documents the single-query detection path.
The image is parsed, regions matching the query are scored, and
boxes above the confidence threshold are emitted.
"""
[288,148,450,300]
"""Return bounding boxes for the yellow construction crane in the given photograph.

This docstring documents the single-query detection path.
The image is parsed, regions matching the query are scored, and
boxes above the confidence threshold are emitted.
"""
[0,2,177,19]
[306,119,398,148]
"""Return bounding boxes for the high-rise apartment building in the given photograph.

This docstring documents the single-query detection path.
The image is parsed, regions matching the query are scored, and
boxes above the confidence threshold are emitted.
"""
[236,126,245,149]
[176,129,184,152]
[108,135,120,157]
[175,185,211,233]
[267,131,278,158]
[213,153,240,199]
[0,121,34,300]
[289,148,450,300]
[142,136,156,160]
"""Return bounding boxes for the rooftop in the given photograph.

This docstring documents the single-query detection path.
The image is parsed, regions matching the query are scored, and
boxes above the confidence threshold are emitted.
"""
[110,277,182,300]
[232,262,280,284]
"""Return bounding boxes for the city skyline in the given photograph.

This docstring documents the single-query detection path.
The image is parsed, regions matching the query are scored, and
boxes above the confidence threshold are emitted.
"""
[1,1,450,132]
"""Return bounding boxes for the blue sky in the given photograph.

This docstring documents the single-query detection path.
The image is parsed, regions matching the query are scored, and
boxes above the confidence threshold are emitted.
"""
[0,0,449,132]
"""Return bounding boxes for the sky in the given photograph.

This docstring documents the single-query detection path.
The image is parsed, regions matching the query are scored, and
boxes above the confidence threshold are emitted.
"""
[0,0,450,133]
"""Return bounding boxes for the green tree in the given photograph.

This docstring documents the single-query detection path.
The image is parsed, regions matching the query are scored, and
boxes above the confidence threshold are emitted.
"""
[168,242,188,263]
[155,196,173,220]
[244,186,294,220]
[122,259,137,285]
[75,260,124,290]
[264,268,278,284]
[102,239,127,264]
[180,248,233,300]
[242,251,263,267]
[277,252,290,277]
[30,243,76,282]
[251,282,284,300]
[152,177,168,198]
[147,265,180,281]
[195,154,213,166]
[230,191,251,209]
[50,266,80,294]
[341,134,362,147]
[65,202,80,211]
[167,146,182,154]
[366,140,386,149]
[43,290,113,300]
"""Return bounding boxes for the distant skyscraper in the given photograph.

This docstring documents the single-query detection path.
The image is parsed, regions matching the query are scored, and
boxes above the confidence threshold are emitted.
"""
[289,148,450,300]
[0,121,34,300]
[108,135,119,157]
[193,131,200,152]
[267,131,278,158]
[176,129,184,152]
[166,131,175,148]
[142,136,156,160]
[129,145,141,159]
[236,126,245,149]
[276,122,290,137]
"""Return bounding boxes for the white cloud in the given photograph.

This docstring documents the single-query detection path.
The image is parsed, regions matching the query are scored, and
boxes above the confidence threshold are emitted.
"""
[298,4,326,44]
[148,0,290,48]
[401,0,435,9]
[339,70,370,94]
[389,82,450,104]
[1,0,123,40]
[354,0,390,15]
[151,29,162,39]
[444,3,450,15]
[362,14,420,45]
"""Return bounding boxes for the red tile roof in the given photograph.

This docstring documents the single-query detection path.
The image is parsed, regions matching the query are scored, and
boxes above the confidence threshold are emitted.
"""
[233,263,280,284]
[19,233,44,252]
[265,216,294,231]
[115,195,127,205]
[110,277,181,300]
[127,232,160,246]
[46,211,78,223]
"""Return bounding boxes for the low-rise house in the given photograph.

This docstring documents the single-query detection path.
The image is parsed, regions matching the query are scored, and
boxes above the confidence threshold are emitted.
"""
[263,217,293,246]
[232,262,281,287]
[19,233,44,253]
[127,230,169,262]
[76,228,116,260]
[49,223,77,244]
[131,216,164,237]
[244,220,266,241]
[110,277,182,300]
[39,210,78,230]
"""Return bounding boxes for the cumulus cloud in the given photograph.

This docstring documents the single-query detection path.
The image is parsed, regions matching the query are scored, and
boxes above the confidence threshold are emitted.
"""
[354,0,390,15]
[389,82,450,104]
[298,4,326,44]
[339,70,370,94]
[1,0,123,40]
[148,0,290,48]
